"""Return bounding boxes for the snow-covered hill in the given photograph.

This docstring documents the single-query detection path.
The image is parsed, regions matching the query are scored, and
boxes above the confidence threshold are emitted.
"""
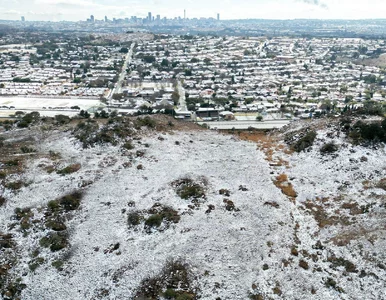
[0,116,385,300]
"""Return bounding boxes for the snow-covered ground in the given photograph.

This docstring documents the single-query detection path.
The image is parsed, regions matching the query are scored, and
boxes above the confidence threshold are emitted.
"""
[0,118,385,299]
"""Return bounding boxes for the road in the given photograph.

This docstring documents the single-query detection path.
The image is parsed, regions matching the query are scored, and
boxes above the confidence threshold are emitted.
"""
[176,80,188,112]
[197,119,291,130]
[108,42,135,101]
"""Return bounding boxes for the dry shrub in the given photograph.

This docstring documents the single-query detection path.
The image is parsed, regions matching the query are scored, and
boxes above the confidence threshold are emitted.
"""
[57,163,81,175]
[304,199,351,228]
[274,173,297,200]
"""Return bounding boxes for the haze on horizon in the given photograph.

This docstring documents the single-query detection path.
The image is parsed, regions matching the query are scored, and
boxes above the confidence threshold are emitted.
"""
[0,0,385,22]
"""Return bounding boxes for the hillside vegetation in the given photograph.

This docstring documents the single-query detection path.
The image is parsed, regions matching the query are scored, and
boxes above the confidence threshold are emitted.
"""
[0,115,385,300]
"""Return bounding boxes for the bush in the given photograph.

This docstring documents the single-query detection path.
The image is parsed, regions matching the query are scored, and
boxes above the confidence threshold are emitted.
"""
[128,212,141,226]
[134,116,156,129]
[135,259,195,299]
[123,141,134,150]
[55,115,71,125]
[145,214,163,228]
[5,181,25,191]
[172,178,206,200]
[299,259,309,270]
[58,191,83,211]
[20,146,36,153]
[51,260,64,271]
[45,218,67,231]
[57,163,81,175]
[349,120,386,144]
[320,142,339,154]
[0,196,5,206]
[292,130,316,152]
[39,232,68,252]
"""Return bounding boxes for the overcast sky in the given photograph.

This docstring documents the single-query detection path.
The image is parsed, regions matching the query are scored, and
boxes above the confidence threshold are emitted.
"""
[0,0,385,21]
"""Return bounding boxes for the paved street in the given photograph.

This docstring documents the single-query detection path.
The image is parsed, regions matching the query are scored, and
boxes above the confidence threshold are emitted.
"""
[197,119,291,130]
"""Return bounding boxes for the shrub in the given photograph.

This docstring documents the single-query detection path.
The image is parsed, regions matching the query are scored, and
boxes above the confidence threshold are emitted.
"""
[172,177,206,200]
[145,214,163,228]
[28,257,44,272]
[135,260,195,299]
[292,130,317,152]
[134,116,156,129]
[57,163,81,175]
[5,181,25,191]
[128,212,141,226]
[299,259,309,270]
[20,146,36,153]
[51,260,64,271]
[0,196,6,206]
[55,115,71,125]
[123,141,134,150]
[39,232,68,252]
[4,159,19,167]
[320,142,339,154]
[45,218,67,231]
[58,191,83,211]
[349,120,386,144]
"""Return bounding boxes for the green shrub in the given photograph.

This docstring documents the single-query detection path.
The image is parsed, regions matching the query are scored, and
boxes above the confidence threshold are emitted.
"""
[173,178,206,200]
[39,232,68,252]
[5,181,25,191]
[57,163,81,175]
[128,212,141,226]
[47,200,60,212]
[320,142,339,154]
[28,257,44,272]
[145,214,163,228]
[164,289,178,298]
[134,116,156,129]
[4,159,19,166]
[51,260,64,271]
[45,218,67,231]
[123,141,134,150]
[58,191,83,211]
[20,146,36,153]
[350,120,386,144]
[292,131,317,152]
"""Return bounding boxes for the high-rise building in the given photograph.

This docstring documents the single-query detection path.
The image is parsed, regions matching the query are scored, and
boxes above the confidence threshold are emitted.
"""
[21,16,25,22]
[90,15,95,22]
[184,9,186,19]
[148,12,152,22]
[156,15,161,21]
[105,16,108,22]
[217,13,220,21]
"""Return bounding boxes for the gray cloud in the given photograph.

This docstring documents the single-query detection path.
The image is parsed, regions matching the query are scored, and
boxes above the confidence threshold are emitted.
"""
[300,0,328,9]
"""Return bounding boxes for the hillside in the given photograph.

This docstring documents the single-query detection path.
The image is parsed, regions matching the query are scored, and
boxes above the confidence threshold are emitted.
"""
[0,115,385,300]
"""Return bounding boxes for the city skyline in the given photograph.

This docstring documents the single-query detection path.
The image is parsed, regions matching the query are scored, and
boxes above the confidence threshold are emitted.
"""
[0,0,386,22]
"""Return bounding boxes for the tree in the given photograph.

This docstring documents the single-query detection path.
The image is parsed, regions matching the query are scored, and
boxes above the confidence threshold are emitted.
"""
[171,89,180,105]
[120,47,129,54]
[161,59,169,67]
[143,55,156,63]
[203,58,212,65]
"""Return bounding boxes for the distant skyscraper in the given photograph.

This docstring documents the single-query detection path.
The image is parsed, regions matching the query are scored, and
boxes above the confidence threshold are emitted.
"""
[21,16,25,22]
[184,9,186,19]
[148,12,152,22]
[217,13,220,21]
[90,15,95,22]
[156,15,161,21]
[105,16,108,22]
